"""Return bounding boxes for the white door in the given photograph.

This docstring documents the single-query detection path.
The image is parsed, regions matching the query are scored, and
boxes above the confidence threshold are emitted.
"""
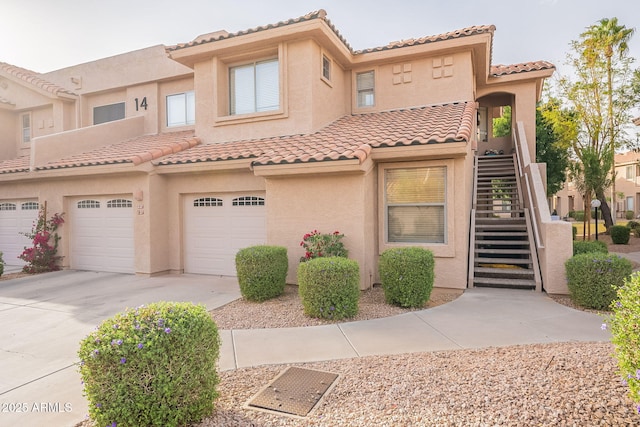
[70,197,135,273]
[184,194,266,276]
[0,201,39,266]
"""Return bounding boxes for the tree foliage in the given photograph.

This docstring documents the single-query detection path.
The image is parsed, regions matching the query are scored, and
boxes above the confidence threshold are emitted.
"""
[554,17,637,231]
[536,101,570,196]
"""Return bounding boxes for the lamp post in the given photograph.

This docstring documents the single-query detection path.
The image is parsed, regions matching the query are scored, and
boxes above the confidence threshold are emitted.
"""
[591,199,601,240]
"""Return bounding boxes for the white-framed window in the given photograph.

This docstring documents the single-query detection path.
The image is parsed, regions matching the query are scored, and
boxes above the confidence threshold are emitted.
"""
[384,166,446,244]
[356,70,375,108]
[107,199,133,208]
[167,91,195,127]
[93,102,125,125]
[21,113,31,143]
[21,202,39,210]
[77,200,100,209]
[193,197,223,207]
[230,59,279,115]
[0,203,17,211]
[322,55,331,81]
[232,196,265,206]
[626,165,634,180]
[627,196,634,212]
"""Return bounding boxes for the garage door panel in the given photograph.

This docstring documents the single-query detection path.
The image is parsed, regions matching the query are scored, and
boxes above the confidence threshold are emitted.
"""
[71,197,134,274]
[184,194,266,276]
[0,200,39,266]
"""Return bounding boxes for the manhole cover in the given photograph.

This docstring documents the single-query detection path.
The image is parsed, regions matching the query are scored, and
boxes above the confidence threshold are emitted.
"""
[247,367,339,417]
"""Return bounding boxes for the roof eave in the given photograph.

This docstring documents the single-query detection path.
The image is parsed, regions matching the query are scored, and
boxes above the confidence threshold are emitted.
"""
[168,19,353,68]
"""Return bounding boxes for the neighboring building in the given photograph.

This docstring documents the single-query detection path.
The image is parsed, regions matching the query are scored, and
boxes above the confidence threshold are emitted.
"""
[0,10,570,292]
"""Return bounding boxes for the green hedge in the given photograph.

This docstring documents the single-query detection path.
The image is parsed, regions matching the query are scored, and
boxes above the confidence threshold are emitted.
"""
[572,240,608,256]
[626,210,635,220]
[611,225,631,244]
[235,245,288,301]
[609,272,640,411]
[297,257,359,320]
[379,247,434,308]
[565,253,632,310]
[78,302,220,427]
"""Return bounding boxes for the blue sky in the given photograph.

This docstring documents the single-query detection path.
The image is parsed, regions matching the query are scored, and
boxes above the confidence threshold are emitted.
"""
[2,0,639,79]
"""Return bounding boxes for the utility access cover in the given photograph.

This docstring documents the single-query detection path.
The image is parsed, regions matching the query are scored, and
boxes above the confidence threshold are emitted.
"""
[247,367,339,417]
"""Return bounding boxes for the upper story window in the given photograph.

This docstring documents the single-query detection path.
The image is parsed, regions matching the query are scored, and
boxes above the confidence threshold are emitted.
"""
[356,71,375,108]
[322,55,331,81]
[229,59,279,115]
[167,91,195,127]
[93,102,125,125]
[21,113,31,143]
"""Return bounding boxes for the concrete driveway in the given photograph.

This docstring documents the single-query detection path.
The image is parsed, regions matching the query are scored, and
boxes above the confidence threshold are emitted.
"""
[0,270,240,427]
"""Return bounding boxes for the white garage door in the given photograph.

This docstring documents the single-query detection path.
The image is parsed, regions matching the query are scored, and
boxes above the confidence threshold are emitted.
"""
[184,194,266,276]
[0,200,39,266]
[70,197,135,273]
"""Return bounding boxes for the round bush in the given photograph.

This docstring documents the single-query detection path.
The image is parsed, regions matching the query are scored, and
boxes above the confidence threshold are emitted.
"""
[565,253,632,310]
[379,247,434,308]
[235,245,288,301]
[626,210,635,220]
[611,225,631,244]
[609,272,640,410]
[297,257,359,320]
[572,240,608,256]
[78,302,220,427]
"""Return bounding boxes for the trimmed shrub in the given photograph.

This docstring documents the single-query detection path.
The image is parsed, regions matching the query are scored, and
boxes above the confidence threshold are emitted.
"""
[611,225,631,245]
[379,247,434,308]
[572,240,608,256]
[235,245,288,301]
[572,225,577,240]
[608,272,640,413]
[627,220,640,230]
[565,253,632,310]
[297,257,359,320]
[574,211,585,222]
[626,210,635,220]
[78,302,220,427]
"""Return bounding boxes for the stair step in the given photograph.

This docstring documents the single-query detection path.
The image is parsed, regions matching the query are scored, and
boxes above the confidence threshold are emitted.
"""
[476,225,527,231]
[475,239,530,246]
[475,231,529,239]
[474,257,533,265]
[472,276,536,290]
[474,266,534,277]
[475,248,531,255]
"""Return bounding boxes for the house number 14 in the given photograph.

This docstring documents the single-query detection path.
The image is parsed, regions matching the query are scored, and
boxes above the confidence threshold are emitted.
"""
[135,97,148,111]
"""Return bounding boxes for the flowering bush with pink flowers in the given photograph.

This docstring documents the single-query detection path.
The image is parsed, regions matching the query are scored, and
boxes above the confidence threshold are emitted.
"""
[19,208,65,273]
[299,230,348,262]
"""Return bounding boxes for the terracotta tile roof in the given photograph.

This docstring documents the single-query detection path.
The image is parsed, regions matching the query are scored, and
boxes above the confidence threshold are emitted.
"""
[0,156,30,174]
[490,61,555,77]
[168,9,353,53]
[36,131,200,170]
[355,25,496,54]
[0,61,76,98]
[157,101,475,167]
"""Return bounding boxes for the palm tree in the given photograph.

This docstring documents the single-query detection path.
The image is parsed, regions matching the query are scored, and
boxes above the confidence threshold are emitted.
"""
[581,18,635,225]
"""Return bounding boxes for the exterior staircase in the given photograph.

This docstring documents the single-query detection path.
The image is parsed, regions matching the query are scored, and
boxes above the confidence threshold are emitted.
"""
[470,154,539,290]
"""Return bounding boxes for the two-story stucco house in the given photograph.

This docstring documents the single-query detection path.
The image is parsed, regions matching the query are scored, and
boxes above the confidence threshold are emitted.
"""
[0,10,572,293]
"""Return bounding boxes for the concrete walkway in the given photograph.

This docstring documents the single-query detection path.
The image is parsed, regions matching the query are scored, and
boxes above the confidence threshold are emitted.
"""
[0,269,610,427]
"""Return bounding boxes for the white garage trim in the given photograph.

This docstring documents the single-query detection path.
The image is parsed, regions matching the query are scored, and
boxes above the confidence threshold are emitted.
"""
[70,196,135,274]
[184,193,266,276]
[0,200,39,266]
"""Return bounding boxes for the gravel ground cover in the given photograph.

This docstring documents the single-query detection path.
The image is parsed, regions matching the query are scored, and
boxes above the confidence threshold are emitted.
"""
[200,342,638,426]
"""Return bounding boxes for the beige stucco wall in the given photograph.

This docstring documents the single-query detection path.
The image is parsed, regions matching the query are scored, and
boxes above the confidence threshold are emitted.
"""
[0,113,16,160]
[353,51,474,113]
[265,172,373,289]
